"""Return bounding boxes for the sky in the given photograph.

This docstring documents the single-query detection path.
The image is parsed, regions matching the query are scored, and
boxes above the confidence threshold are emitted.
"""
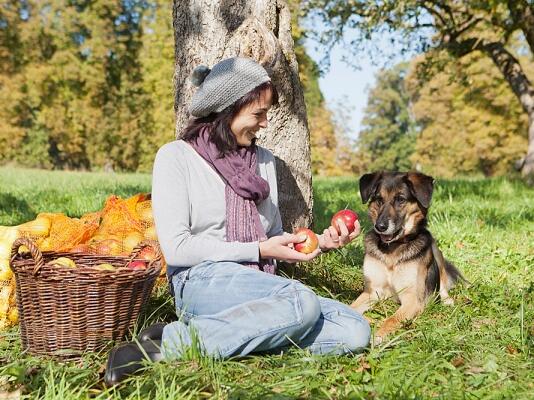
[304,41,379,140]
[303,22,413,141]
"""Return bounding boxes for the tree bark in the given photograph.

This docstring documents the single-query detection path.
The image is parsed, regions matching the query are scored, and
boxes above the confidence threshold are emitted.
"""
[482,42,534,180]
[525,114,534,182]
[508,0,534,56]
[446,37,534,181]
[172,0,313,230]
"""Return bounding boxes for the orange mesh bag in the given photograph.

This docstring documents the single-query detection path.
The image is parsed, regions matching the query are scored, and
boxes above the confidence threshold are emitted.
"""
[91,194,147,254]
[90,193,165,274]
[17,214,52,245]
[0,278,18,330]
[38,212,101,252]
[136,200,157,241]
[134,197,167,278]
[0,226,20,329]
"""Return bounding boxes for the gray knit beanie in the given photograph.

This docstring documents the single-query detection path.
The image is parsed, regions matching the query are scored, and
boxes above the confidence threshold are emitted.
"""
[189,57,271,118]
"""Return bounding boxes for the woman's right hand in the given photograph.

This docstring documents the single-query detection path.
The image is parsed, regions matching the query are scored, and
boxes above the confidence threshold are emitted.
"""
[259,233,321,263]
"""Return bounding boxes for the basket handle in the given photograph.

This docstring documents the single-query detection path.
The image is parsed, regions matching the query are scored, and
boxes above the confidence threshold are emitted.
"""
[129,240,163,267]
[11,237,45,275]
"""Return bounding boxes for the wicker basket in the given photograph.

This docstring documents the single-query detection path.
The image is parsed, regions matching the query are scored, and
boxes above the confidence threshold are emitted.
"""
[9,237,162,358]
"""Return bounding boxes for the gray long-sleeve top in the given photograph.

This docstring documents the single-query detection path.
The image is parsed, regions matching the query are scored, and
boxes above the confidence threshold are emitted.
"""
[151,140,283,276]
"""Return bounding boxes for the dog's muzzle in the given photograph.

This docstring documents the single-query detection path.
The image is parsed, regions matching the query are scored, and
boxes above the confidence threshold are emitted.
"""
[374,220,401,243]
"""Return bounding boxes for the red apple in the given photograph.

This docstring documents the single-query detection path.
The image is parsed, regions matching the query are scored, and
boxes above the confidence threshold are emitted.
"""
[294,228,319,254]
[127,260,147,270]
[331,209,359,234]
[138,247,157,261]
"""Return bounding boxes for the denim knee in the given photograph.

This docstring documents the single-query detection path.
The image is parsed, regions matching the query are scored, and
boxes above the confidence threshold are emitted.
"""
[293,287,321,337]
[339,313,371,351]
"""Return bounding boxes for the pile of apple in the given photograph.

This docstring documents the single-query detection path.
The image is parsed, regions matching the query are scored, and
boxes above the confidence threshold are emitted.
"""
[47,246,158,272]
[294,209,359,254]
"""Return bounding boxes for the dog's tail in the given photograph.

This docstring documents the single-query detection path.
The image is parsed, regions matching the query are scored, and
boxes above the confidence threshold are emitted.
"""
[443,260,467,285]
[431,240,468,289]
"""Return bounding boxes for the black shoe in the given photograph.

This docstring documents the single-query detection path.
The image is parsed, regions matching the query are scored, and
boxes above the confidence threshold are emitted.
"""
[138,322,166,342]
[104,340,163,386]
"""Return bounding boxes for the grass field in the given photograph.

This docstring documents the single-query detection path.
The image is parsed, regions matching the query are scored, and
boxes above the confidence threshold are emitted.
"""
[0,166,533,399]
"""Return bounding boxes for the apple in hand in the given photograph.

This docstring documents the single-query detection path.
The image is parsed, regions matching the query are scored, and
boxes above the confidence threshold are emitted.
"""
[331,209,359,234]
[294,228,319,254]
[127,260,147,270]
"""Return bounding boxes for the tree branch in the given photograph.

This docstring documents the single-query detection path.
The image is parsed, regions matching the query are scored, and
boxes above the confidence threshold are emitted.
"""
[421,3,449,28]
[507,0,534,55]
[482,41,534,114]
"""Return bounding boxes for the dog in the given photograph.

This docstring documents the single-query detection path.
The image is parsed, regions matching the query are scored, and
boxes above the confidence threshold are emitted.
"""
[350,171,464,344]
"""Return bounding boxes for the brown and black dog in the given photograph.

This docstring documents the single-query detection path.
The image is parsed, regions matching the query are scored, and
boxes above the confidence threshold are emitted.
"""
[351,171,464,343]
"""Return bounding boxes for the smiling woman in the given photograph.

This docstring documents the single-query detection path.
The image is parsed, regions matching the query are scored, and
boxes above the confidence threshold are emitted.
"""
[181,75,278,154]
[103,57,369,386]
[230,89,273,146]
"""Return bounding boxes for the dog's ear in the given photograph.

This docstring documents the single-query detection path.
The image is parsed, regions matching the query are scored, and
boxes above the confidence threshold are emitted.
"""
[359,172,382,203]
[405,172,434,209]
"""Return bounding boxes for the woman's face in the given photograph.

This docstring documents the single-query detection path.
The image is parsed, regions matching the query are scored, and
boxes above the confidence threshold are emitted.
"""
[230,89,273,147]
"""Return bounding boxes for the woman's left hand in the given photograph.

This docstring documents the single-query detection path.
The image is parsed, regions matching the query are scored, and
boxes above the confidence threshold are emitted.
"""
[318,219,361,252]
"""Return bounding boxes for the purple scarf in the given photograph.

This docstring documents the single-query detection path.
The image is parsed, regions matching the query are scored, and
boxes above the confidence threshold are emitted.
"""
[189,127,276,274]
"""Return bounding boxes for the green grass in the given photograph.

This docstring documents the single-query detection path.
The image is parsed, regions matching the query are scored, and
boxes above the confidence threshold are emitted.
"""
[1,167,533,399]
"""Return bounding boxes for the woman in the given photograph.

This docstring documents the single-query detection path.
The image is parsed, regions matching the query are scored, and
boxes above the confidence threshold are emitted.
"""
[105,57,370,386]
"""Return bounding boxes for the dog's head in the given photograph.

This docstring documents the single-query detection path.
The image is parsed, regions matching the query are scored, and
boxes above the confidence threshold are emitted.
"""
[359,171,434,244]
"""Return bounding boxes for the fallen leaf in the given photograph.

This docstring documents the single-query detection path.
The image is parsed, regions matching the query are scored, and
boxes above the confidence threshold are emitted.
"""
[466,366,484,375]
[451,356,465,367]
[472,318,496,329]
[356,358,371,372]
[506,344,518,355]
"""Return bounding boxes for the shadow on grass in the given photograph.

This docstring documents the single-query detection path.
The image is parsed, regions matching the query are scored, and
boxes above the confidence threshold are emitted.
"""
[431,204,534,228]
[474,207,534,227]
[135,282,177,330]
[0,193,36,225]
[279,244,366,303]
[436,177,534,200]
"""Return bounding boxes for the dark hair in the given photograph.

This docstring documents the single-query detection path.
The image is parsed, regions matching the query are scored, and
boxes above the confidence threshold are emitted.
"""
[181,81,279,156]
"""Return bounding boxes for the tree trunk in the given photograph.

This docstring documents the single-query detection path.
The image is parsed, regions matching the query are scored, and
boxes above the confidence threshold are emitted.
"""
[172,0,313,230]
[482,42,534,181]
[508,0,534,56]
[524,114,534,183]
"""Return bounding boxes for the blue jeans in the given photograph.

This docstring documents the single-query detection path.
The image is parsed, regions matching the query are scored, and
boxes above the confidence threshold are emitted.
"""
[161,261,370,359]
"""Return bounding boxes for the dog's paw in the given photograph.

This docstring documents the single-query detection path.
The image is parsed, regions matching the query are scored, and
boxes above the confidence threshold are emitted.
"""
[442,297,454,306]
[373,334,384,346]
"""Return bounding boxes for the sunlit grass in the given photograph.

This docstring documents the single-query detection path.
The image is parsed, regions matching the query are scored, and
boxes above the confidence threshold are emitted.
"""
[0,167,533,399]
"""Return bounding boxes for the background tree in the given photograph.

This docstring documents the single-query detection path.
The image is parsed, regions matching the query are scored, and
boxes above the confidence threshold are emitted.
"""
[288,0,351,176]
[304,0,534,182]
[407,49,530,177]
[356,62,416,172]
[172,0,314,230]
[0,0,151,171]
[137,0,175,172]
[1,0,341,187]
